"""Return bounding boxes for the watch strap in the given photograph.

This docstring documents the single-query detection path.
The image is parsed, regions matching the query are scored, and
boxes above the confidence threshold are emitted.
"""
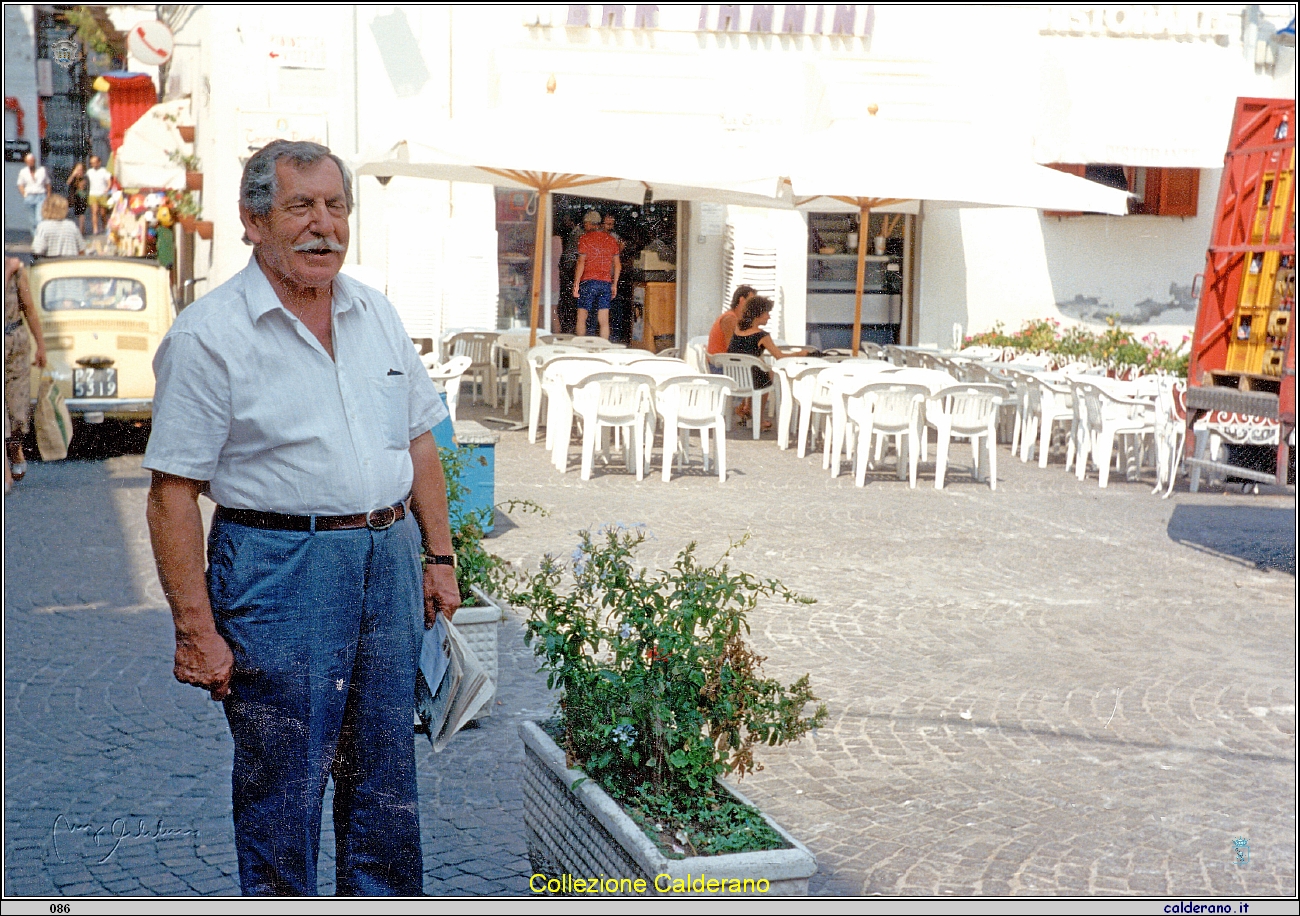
[428,553,457,567]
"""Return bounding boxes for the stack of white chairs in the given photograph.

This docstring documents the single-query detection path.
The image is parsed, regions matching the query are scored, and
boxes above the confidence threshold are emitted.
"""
[569,372,655,481]
[422,354,472,424]
[448,331,500,406]
[656,375,734,483]
[926,384,1006,490]
[709,353,774,440]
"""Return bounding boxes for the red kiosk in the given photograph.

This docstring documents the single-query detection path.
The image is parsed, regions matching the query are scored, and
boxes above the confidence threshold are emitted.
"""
[1185,97,1296,489]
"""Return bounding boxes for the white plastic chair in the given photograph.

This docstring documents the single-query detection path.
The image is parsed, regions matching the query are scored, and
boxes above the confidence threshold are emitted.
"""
[422,354,472,423]
[684,335,710,374]
[844,381,929,488]
[823,361,899,474]
[525,345,585,443]
[569,336,622,352]
[1073,381,1156,488]
[542,356,607,466]
[656,375,733,483]
[1152,378,1187,498]
[491,329,532,413]
[569,372,655,481]
[926,384,1005,490]
[709,353,773,440]
[448,331,500,406]
[770,357,830,451]
[1026,376,1077,469]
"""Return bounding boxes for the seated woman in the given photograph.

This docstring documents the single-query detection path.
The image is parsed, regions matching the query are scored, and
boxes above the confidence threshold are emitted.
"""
[706,284,756,357]
[726,295,810,426]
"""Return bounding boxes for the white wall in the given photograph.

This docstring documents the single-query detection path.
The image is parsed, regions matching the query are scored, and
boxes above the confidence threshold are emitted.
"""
[4,5,38,234]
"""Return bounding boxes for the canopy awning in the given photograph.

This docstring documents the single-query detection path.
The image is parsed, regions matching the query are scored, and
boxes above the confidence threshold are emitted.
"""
[114,99,191,190]
[1031,38,1241,168]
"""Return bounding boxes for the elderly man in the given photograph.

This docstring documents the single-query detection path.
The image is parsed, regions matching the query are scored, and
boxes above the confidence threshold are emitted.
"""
[16,153,49,231]
[143,140,459,896]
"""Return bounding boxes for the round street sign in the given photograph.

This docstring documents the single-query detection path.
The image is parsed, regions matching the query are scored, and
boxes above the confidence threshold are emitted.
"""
[127,20,175,66]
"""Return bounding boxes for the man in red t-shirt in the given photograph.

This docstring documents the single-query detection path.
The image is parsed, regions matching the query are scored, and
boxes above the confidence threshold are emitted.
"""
[572,210,621,339]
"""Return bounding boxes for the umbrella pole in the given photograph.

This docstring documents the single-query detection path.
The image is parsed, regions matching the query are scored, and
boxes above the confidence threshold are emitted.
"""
[852,203,869,357]
[528,186,549,348]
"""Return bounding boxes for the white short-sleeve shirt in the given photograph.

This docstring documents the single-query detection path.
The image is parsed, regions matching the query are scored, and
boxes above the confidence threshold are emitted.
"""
[143,256,448,515]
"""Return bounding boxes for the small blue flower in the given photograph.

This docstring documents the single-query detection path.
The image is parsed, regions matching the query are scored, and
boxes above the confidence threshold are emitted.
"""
[611,723,636,747]
[619,622,632,640]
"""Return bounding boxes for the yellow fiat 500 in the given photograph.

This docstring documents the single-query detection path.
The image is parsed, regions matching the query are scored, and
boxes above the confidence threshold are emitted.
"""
[28,257,177,422]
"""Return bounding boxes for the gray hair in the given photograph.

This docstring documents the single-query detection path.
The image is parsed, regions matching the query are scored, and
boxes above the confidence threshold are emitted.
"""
[240,139,354,223]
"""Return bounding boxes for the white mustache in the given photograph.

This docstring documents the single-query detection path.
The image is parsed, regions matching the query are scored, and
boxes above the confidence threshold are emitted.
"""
[293,237,346,253]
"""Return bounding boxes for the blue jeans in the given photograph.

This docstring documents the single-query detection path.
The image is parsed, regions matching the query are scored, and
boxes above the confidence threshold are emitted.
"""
[24,193,45,230]
[207,513,425,896]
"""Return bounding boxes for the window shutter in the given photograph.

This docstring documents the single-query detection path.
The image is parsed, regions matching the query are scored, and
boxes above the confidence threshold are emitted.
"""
[1155,168,1199,217]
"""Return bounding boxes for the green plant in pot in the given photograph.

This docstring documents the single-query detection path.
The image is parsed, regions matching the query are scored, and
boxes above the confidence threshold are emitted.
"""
[436,443,514,604]
[514,524,827,866]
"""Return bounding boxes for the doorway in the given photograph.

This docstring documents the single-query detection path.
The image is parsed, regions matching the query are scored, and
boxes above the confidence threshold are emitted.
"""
[553,195,677,343]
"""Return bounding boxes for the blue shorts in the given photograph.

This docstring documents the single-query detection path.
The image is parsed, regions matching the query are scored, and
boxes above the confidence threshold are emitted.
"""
[577,279,613,312]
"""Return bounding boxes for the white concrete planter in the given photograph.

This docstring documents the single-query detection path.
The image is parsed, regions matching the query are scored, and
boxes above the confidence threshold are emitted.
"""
[519,720,816,895]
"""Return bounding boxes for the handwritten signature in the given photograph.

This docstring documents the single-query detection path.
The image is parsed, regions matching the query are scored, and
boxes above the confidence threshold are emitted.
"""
[52,815,200,864]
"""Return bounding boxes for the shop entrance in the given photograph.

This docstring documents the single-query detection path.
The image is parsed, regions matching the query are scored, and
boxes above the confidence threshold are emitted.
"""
[553,195,677,346]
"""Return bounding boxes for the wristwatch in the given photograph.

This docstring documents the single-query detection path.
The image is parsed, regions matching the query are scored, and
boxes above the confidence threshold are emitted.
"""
[426,553,457,568]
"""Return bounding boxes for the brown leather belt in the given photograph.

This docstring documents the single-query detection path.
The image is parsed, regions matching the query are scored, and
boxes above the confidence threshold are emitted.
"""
[215,501,406,532]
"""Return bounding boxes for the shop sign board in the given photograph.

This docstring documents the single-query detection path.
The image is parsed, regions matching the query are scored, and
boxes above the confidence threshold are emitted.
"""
[235,111,328,158]
[550,4,876,39]
[268,35,327,69]
[1040,6,1232,42]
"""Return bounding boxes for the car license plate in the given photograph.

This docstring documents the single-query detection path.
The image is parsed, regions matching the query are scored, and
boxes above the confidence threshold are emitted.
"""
[73,367,117,398]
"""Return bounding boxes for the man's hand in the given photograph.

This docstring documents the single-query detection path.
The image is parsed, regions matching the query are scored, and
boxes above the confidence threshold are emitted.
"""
[423,563,461,628]
[32,341,46,368]
[174,627,235,700]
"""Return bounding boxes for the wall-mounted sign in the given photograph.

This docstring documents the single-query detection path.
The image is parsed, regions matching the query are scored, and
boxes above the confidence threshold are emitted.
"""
[552,5,876,39]
[236,111,328,159]
[128,20,175,65]
[1040,6,1232,42]
[268,35,327,70]
[4,139,32,163]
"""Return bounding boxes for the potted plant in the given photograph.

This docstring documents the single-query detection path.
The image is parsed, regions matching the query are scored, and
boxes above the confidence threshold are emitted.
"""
[194,220,214,241]
[170,190,200,233]
[178,125,196,143]
[169,150,203,191]
[513,525,827,894]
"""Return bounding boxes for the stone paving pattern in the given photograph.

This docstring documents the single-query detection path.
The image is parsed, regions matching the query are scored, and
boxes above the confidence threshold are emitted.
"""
[4,406,1295,897]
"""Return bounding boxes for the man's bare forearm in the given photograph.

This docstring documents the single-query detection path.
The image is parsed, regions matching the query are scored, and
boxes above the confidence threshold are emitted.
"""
[408,431,454,556]
[146,471,217,636]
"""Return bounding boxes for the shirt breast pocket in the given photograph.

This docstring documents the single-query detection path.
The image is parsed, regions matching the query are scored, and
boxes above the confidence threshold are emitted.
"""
[369,376,410,450]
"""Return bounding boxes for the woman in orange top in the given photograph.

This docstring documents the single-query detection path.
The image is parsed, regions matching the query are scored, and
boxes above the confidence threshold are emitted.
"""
[706,284,756,356]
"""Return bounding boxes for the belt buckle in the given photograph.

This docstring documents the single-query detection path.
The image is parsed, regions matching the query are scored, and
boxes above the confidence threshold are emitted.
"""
[365,505,398,530]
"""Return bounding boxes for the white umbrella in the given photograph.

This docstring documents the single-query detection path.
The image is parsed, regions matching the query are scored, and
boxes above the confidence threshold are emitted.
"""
[354,121,789,346]
[781,122,1132,353]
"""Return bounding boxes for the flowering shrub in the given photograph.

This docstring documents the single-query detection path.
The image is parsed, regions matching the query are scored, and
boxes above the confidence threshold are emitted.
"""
[965,318,1189,376]
[514,525,827,855]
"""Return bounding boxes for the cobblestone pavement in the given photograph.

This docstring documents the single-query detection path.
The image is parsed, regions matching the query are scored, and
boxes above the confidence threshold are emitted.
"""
[4,408,1295,897]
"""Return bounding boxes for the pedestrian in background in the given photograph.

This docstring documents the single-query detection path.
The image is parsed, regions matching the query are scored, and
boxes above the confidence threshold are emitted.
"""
[572,210,620,340]
[143,140,459,896]
[31,196,86,259]
[4,256,48,482]
[16,153,49,232]
[66,162,89,235]
[86,155,112,235]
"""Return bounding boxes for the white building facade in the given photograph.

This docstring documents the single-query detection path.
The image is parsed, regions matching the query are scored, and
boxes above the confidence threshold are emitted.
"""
[152,4,1294,347]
